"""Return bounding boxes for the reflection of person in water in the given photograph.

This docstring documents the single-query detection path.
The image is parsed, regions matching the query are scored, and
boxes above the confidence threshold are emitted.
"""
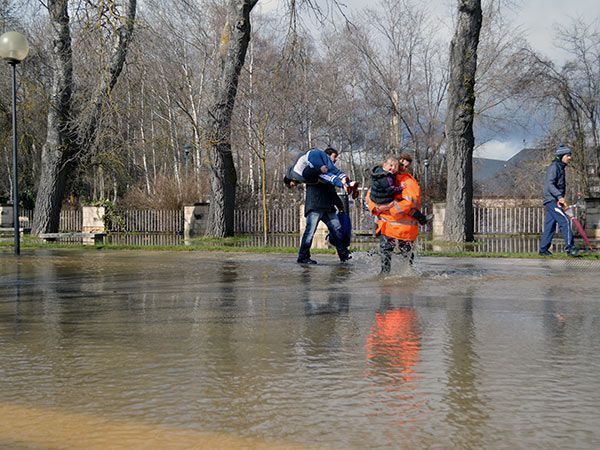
[365,297,421,384]
[299,266,352,358]
[301,265,351,316]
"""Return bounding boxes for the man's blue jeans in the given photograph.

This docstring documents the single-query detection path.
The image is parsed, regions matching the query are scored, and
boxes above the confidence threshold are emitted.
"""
[540,201,574,252]
[298,210,349,261]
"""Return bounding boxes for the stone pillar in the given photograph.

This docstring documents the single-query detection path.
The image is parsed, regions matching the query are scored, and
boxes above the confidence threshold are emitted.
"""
[184,206,194,238]
[431,202,446,238]
[82,206,105,233]
[298,205,329,249]
[184,203,210,237]
[585,197,600,239]
[0,205,12,227]
[0,206,29,231]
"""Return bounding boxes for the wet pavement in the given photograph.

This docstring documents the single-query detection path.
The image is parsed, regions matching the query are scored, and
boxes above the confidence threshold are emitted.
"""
[1,249,600,449]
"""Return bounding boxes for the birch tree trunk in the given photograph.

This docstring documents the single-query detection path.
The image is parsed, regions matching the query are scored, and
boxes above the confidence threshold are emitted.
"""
[205,0,258,237]
[443,0,482,242]
[32,0,137,235]
[139,81,151,195]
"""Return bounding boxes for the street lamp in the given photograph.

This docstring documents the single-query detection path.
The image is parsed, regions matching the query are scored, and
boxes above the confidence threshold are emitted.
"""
[423,158,430,191]
[0,31,29,256]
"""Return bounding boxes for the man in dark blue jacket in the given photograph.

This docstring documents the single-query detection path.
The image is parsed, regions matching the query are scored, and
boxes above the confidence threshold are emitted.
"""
[539,144,577,256]
[297,181,351,264]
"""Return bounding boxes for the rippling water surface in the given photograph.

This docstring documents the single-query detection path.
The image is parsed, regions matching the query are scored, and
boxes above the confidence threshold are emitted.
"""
[1,249,600,449]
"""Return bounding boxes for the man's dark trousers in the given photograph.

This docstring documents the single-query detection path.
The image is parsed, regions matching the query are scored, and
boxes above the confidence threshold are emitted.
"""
[298,210,348,261]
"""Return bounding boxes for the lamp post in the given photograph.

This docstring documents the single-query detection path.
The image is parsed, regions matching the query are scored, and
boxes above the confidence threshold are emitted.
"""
[0,31,29,256]
[423,158,430,192]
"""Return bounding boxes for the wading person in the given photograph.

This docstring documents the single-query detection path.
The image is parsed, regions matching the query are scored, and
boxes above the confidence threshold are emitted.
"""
[366,153,428,273]
[539,144,578,256]
[297,178,351,265]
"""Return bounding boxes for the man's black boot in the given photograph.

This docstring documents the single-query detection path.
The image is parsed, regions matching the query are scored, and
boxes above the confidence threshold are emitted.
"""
[297,257,317,264]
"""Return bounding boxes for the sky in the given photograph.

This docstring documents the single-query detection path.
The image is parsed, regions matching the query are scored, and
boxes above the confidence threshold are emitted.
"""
[257,0,600,161]
[478,0,600,160]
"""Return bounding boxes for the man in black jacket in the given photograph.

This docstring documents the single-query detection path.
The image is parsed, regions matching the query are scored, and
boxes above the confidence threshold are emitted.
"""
[539,144,577,256]
[297,182,351,265]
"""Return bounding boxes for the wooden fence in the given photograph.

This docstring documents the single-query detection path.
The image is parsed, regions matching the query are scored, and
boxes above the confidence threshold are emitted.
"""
[20,204,548,235]
[234,207,300,233]
[112,210,183,233]
[22,209,82,232]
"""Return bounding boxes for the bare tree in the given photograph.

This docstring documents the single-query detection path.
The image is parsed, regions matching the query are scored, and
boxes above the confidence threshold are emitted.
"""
[32,0,136,234]
[345,0,449,188]
[205,0,258,237]
[443,0,482,242]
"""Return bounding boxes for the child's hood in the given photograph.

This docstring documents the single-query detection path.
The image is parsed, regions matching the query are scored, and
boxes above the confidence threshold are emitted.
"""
[371,165,392,178]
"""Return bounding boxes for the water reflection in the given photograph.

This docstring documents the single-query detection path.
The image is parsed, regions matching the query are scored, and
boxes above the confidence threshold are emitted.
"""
[366,289,421,385]
[301,265,351,316]
[297,266,352,363]
[442,288,490,448]
[7,263,23,335]
[219,260,239,305]
[362,286,425,442]
[543,288,569,344]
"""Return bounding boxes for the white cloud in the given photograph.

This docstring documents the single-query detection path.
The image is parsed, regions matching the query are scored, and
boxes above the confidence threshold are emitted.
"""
[474,140,521,161]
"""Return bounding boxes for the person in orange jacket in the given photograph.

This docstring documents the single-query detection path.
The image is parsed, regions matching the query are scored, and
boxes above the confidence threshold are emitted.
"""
[366,153,428,273]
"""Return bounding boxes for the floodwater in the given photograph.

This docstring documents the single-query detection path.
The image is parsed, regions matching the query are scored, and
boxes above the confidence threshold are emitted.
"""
[1,250,600,449]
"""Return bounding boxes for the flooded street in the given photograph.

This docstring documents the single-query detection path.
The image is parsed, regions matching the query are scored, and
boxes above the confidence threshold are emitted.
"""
[1,249,600,449]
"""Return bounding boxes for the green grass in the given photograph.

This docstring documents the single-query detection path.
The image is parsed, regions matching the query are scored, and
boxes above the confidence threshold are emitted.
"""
[1,235,598,259]
[0,236,296,253]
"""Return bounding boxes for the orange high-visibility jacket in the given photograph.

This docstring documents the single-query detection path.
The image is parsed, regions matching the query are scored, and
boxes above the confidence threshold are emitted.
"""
[366,172,421,242]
